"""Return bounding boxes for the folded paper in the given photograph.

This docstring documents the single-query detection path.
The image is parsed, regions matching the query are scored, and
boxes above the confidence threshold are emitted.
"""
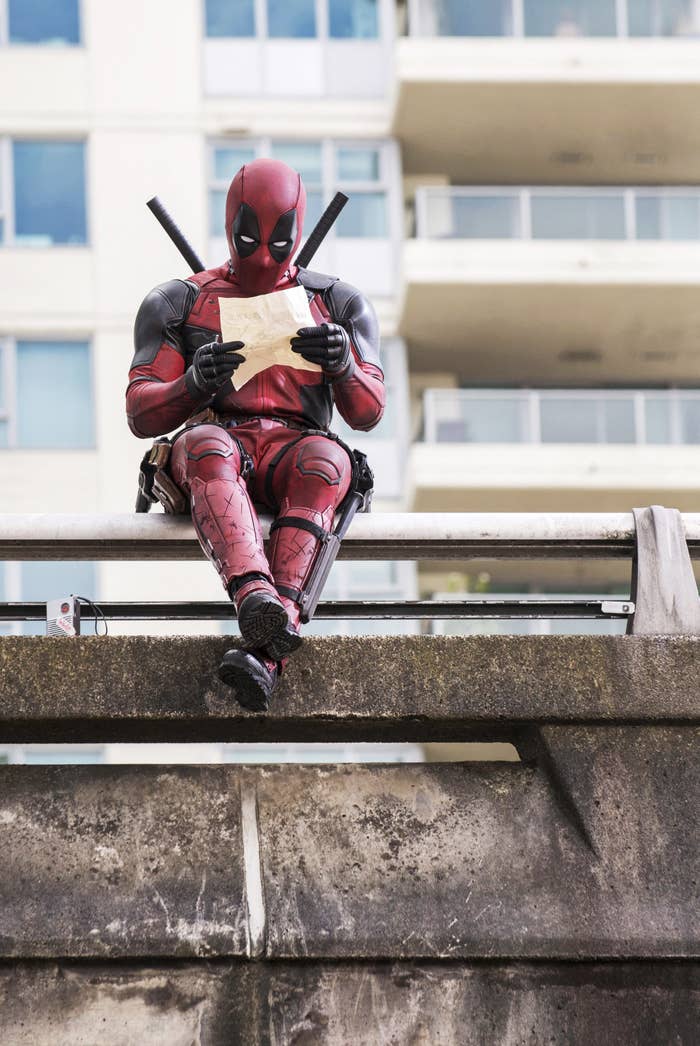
[218,285,321,390]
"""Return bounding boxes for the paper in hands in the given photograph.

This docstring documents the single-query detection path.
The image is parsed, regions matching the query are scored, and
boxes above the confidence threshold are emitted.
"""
[218,285,322,390]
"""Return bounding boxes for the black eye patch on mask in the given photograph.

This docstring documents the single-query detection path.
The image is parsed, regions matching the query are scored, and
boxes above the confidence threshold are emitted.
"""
[268,208,297,263]
[233,203,261,258]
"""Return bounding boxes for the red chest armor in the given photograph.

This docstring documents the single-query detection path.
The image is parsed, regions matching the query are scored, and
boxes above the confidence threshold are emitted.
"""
[185,265,333,426]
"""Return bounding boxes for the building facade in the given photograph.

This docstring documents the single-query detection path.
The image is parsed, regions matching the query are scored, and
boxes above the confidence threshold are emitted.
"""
[1,0,699,758]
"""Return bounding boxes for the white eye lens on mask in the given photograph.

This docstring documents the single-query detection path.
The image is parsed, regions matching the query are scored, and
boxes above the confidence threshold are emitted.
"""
[272,240,289,248]
[240,235,255,244]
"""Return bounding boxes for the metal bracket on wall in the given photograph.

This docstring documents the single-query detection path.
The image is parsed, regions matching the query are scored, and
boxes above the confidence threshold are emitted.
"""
[628,506,700,636]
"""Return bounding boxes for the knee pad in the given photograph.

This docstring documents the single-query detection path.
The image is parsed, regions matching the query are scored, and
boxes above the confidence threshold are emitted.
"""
[183,425,239,463]
[293,437,352,488]
[178,425,244,483]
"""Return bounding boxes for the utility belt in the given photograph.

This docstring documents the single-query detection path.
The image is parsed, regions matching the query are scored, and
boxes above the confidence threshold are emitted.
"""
[135,409,374,517]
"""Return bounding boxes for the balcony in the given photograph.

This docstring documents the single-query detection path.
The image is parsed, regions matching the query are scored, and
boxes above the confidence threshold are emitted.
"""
[394,0,700,182]
[409,387,700,511]
[401,186,700,385]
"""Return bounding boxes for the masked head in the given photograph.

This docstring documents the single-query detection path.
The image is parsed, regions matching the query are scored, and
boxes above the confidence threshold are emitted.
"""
[225,158,306,296]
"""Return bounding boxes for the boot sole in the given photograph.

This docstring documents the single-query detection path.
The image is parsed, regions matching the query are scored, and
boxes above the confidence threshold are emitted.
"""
[237,597,303,660]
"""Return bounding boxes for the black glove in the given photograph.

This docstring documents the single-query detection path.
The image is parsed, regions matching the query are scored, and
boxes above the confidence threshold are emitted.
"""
[291,323,352,376]
[187,339,245,395]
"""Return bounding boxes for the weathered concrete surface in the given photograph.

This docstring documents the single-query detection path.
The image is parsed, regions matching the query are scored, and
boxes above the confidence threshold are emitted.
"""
[0,635,697,741]
[0,961,697,1045]
[0,767,247,959]
[0,734,696,960]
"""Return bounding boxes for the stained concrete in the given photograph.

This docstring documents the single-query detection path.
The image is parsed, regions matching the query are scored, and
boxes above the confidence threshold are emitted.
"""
[0,633,697,1041]
[0,767,247,959]
[0,961,697,1046]
[0,635,697,742]
[0,733,696,960]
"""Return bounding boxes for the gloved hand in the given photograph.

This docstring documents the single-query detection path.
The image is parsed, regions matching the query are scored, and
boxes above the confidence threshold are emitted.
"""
[291,323,352,376]
[187,339,245,394]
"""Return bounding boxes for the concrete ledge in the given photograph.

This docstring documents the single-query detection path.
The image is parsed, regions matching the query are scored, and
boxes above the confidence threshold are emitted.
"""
[0,635,698,743]
[0,749,696,960]
[1,961,697,1046]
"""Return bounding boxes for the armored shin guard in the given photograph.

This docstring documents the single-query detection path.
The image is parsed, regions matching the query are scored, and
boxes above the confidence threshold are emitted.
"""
[267,435,353,629]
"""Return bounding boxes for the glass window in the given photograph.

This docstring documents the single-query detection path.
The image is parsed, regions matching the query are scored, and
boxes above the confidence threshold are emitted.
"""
[267,0,317,38]
[335,192,387,237]
[9,0,80,45]
[531,194,625,239]
[271,141,323,183]
[214,146,256,181]
[645,397,672,443]
[271,143,324,228]
[451,195,520,238]
[679,397,700,443]
[13,141,87,246]
[209,189,227,237]
[205,0,256,37]
[524,1,617,36]
[16,341,93,448]
[628,0,700,37]
[436,396,525,442]
[541,398,598,442]
[304,190,324,229]
[602,399,636,442]
[337,148,381,182]
[329,0,379,38]
[416,0,511,35]
[636,195,700,240]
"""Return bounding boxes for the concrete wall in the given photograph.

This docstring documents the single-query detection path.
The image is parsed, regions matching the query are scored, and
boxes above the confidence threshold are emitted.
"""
[0,635,697,1042]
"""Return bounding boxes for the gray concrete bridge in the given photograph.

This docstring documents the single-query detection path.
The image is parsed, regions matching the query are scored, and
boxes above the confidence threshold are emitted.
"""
[0,633,697,1044]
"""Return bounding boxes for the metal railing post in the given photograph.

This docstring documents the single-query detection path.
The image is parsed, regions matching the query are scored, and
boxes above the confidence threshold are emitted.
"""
[628,506,700,635]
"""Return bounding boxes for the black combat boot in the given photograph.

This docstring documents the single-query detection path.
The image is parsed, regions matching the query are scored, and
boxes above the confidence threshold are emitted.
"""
[230,575,302,660]
[218,647,282,712]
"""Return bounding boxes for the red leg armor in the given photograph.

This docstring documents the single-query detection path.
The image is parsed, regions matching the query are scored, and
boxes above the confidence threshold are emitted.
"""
[267,436,352,630]
[169,424,273,592]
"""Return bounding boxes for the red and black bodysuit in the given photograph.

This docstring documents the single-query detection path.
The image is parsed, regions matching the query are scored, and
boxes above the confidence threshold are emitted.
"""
[126,158,385,706]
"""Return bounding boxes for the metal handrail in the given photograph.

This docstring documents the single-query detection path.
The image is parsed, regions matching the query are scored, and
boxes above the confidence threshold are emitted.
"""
[0,510,697,633]
[1,512,699,561]
[1,598,635,623]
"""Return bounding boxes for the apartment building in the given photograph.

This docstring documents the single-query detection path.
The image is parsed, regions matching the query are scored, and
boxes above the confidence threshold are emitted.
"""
[1,0,699,668]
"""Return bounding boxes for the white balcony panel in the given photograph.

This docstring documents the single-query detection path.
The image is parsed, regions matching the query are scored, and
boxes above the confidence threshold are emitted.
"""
[203,40,263,97]
[264,41,324,97]
[0,250,94,326]
[0,50,89,125]
[394,38,700,183]
[326,41,389,98]
[409,443,700,512]
[401,238,700,384]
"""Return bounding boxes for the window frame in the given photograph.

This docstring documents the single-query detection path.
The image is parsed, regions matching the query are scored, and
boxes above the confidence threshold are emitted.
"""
[0,135,89,248]
[0,336,95,450]
[208,136,397,256]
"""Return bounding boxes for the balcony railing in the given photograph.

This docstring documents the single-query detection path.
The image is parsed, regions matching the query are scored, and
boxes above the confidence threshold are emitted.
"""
[423,388,700,445]
[407,0,700,38]
[414,186,700,240]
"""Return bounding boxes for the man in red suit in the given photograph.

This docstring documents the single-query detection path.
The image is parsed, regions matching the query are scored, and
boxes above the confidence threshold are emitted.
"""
[126,158,385,710]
